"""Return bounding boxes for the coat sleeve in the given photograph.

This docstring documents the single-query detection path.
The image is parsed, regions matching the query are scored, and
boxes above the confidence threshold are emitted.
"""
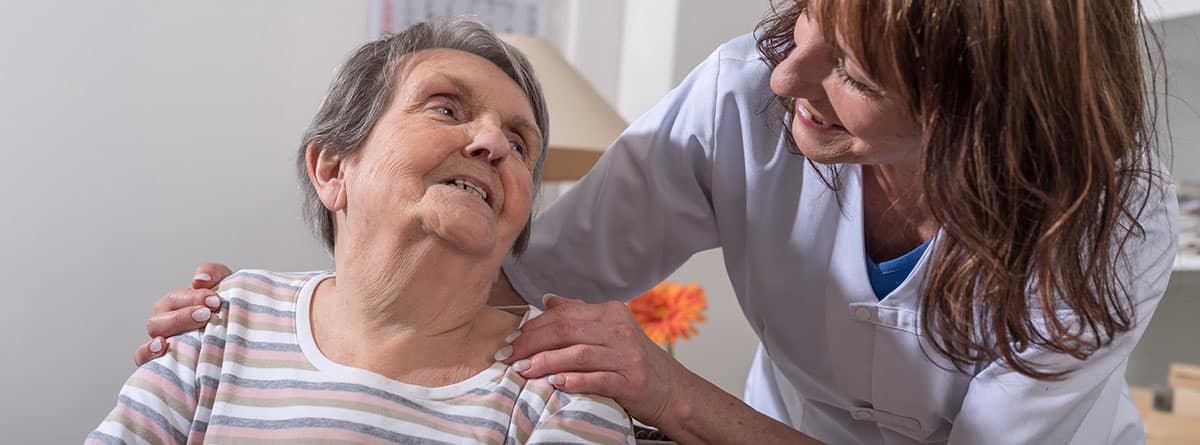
[947,181,1178,444]
[503,44,729,306]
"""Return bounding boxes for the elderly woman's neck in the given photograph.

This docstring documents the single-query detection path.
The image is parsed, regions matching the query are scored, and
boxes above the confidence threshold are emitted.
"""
[332,242,502,331]
[310,242,518,384]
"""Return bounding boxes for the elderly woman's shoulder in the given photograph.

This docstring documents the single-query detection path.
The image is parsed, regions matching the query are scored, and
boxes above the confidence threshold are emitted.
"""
[514,376,634,442]
[215,269,328,304]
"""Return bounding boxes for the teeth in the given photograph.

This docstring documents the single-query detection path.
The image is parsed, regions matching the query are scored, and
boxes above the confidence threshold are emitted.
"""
[797,103,831,127]
[451,179,488,202]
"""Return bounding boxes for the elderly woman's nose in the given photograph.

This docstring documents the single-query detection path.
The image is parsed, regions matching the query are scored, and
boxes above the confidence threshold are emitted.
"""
[463,123,512,162]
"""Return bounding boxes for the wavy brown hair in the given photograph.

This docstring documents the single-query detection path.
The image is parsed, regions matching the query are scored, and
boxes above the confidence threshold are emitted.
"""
[758,0,1167,379]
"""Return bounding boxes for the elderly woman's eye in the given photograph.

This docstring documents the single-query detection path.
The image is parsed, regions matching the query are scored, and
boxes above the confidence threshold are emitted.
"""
[510,142,526,156]
[437,107,456,118]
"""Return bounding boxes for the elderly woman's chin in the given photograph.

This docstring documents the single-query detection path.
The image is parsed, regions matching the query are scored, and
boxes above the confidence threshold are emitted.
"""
[419,200,510,257]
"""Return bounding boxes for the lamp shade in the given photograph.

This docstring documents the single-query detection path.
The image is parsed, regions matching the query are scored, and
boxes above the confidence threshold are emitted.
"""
[499,33,627,181]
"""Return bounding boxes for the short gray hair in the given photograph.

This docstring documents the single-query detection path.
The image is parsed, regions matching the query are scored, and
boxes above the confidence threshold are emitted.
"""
[298,18,548,256]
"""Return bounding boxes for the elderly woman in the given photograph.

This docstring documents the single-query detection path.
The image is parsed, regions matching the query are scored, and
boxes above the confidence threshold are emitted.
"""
[88,20,633,445]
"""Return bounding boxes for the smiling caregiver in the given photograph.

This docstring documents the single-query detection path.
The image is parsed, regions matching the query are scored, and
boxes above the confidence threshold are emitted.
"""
[136,0,1177,443]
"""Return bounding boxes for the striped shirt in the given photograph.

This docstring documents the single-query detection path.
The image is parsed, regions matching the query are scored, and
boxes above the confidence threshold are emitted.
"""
[88,270,635,444]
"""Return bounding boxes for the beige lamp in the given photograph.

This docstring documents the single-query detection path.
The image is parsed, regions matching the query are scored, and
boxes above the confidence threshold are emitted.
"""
[499,33,627,181]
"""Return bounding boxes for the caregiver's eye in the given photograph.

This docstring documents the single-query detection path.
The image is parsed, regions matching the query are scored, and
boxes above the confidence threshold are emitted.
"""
[835,63,870,93]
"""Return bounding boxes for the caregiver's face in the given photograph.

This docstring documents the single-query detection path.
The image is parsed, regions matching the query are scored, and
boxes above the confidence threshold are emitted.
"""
[769,8,922,167]
[342,49,541,257]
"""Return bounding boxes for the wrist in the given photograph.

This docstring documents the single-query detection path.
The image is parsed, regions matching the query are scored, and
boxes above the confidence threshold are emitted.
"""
[654,361,704,437]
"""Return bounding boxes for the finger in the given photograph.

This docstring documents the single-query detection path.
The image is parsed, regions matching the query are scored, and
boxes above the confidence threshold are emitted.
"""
[191,262,233,289]
[542,293,583,308]
[152,288,223,315]
[508,319,635,362]
[134,337,168,367]
[519,300,611,334]
[545,371,630,400]
[146,306,212,338]
[513,344,621,379]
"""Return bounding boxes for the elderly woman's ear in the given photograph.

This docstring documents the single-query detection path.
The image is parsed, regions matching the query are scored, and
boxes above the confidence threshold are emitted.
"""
[305,141,347,212]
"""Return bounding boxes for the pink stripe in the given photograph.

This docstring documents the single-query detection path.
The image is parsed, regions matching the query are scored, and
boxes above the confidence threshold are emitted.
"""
[113,402,174,445]
[187,429,206,443]
[136,368,194,411]
[510,405,536,438]
[166,336,201,361]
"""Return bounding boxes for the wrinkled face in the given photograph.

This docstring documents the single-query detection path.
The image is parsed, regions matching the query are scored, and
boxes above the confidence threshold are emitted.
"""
[769,8,922,168]
[340,49,542,258]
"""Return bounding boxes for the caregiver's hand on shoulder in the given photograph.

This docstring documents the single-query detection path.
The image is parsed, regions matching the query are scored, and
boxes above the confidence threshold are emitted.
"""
[133,262,232,366]
[501,294,695,428]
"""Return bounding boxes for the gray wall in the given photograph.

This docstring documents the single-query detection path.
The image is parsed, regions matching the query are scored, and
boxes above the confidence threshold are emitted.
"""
[0,1,363,441]
[1125,13,1200,389]
[1159,14,1200,183]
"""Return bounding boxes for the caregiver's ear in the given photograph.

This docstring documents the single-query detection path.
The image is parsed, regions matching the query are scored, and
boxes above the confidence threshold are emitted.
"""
[305,140,347,212]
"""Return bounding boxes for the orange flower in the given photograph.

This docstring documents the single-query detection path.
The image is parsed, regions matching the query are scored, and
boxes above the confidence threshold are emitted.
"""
[627,282,707,351]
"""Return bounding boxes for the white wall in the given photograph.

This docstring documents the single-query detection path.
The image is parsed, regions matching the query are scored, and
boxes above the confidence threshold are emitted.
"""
[672,0,773,84]
[0,1,365,441]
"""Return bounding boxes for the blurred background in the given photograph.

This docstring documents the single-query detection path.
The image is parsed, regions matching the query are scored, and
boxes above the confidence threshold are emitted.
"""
[0,1,1197,442]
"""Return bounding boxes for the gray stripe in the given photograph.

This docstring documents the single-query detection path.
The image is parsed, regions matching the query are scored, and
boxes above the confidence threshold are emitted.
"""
[556,409,631,434]
[171,333,202,350]
[201,334,225,350]
[228,297,296,320]
[210,415,455,445]
[85,430,124,445]
[493,386,520,402]
[222,333,301,353]
[199,375,221,394]
[118,394,188,444]
[221,375,508,434]
[514,398,542,429]
[233,270,304,291]
[142,361,196,401]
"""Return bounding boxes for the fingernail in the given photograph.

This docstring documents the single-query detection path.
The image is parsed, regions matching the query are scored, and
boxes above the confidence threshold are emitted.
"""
[504,331,522,343]
[548,374,564,385]
[192,307,211,322]
[149,338,163,353]
[494,345,513,361]
[205,295,221,309]
[193,273,212,282]
[542,293,554,306]
[512,359,531,372]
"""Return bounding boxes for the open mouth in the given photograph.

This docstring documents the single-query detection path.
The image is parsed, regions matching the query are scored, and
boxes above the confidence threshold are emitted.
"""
[796,103,846,131]
[445,178,491,207]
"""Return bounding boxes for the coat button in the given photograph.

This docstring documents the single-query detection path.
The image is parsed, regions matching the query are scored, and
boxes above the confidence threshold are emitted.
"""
[854,308,872,321]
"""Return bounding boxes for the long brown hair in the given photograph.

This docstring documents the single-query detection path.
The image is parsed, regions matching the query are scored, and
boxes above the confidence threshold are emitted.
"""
[758,0,1167,379]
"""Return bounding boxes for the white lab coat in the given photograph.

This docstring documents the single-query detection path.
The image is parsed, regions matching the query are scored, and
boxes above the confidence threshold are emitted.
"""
[503,33,1179,444]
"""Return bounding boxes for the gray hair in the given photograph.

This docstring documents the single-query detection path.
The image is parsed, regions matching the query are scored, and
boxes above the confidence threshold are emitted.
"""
[298,18,548,256]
